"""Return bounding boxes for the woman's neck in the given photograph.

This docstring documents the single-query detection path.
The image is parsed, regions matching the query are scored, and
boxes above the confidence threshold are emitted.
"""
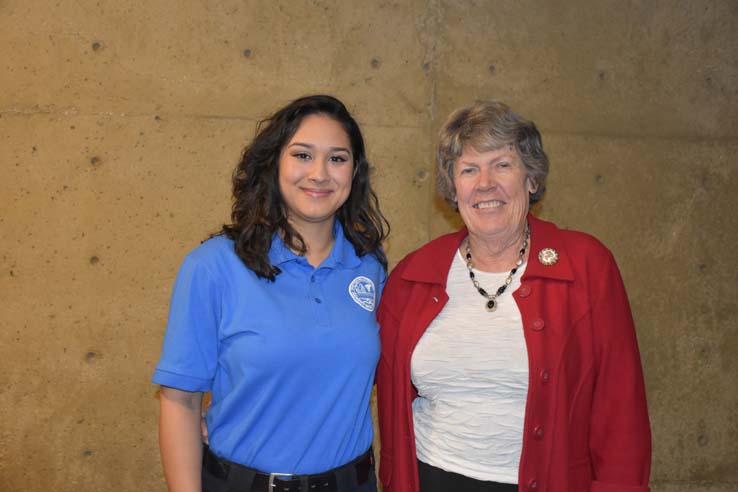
[465,224,529,273]
[290,219,336,268]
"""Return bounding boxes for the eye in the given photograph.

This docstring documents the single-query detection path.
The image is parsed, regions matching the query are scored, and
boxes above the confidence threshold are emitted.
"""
[292,152,311,160]
[459,166,476,175]
[330,155,349,163]
[497,161,512,168]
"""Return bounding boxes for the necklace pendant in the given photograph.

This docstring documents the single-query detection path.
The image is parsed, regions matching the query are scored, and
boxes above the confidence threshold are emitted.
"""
[466,222,529,314]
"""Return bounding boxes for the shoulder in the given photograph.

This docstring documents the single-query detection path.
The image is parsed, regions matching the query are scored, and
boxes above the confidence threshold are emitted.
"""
[185,234,235,263]
[178,235,245,281]
[530,215,600,246]
[531,216,614,261]
[382,229,465,301]
[392,229,465,276]
[561,228,612,260]
[331,221,386,278]
[357,248,385,270]
[354,251,387,288]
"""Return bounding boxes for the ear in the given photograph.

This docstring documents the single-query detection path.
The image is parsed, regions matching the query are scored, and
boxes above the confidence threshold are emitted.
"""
[526,177,538,194]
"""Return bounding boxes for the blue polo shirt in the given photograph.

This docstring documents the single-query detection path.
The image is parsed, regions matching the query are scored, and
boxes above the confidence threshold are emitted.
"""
[153,222,384,473]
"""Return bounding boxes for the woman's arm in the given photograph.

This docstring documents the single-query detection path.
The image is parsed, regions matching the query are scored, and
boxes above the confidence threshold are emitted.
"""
[159,386,204,492]
[589,252,651,492]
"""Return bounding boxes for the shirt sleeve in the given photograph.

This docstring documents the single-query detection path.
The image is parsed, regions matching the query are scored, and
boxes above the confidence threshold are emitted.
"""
[589,250,651,491]
[152,254,221,392]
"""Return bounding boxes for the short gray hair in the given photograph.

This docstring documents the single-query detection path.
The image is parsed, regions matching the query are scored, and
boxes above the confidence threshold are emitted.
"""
[436,101,549,208]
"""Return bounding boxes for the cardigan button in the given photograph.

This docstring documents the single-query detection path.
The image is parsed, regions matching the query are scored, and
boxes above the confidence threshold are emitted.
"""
[540,370,551,384]
[518,285,531,297]
[531,318,545,331]
[534,425,544,439]
[528,479,539,490]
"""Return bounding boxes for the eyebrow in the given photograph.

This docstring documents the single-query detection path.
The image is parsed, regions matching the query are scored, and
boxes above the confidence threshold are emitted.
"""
[288,142,352,154]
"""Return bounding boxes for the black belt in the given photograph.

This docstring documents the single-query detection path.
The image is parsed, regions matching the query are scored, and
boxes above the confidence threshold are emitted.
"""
[202,445,373,492]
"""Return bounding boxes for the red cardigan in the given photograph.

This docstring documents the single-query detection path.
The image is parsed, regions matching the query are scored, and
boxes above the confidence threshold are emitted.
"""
[376,215,651,492]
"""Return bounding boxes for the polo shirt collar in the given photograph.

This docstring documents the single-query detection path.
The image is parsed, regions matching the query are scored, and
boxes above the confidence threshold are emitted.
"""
[268,221,361,269]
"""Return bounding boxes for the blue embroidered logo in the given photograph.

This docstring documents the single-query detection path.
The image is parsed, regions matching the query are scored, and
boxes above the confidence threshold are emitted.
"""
[348,276,376,312]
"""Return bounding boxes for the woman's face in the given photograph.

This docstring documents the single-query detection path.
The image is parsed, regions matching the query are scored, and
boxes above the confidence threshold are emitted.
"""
[278,114,354,232]
[453,144,535,243]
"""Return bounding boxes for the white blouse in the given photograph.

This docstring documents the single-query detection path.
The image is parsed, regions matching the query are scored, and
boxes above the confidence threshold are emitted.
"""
[411,250,529,484]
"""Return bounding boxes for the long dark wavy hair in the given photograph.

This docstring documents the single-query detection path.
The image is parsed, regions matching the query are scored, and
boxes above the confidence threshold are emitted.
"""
[220,95,389,280]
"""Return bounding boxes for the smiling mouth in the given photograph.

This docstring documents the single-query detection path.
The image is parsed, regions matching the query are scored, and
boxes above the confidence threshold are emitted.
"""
[473,200,504,209]
[301,188,333,197]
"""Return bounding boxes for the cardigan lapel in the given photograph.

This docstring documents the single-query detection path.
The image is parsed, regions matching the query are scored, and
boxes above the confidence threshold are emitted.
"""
[524,214,575,282]
[400,229,467,287]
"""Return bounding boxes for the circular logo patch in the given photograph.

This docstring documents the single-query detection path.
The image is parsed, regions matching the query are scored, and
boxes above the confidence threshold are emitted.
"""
[348,276,376,312]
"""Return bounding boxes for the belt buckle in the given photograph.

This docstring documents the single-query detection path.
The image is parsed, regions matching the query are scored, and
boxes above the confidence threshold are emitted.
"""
[268,472,294,490]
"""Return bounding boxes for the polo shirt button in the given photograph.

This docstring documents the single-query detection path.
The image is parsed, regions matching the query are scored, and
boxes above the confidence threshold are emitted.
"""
[310,277,315,283]
[314,298,322,304]
[534,425,544,439]
[518,285,531,297]
[528,479,539,491]
[531,318,545,331]
[540,370,550,384]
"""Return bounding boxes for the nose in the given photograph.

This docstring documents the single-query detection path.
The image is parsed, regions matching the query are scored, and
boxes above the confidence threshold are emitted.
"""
[478,166,497,190]
[308,159,329,182]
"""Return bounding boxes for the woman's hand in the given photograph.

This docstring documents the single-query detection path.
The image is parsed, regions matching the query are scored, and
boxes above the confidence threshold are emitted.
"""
[201,408,209,445]
[159,386,204,492]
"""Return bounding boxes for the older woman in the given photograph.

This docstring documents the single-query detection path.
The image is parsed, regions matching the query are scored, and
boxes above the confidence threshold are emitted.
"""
[376,101,651,492]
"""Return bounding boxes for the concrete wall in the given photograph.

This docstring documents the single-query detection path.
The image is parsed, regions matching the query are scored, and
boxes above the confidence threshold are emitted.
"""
[1,1,736,491]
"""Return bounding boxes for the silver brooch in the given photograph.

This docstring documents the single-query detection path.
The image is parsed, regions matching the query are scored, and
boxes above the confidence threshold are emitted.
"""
[538,248,559,266]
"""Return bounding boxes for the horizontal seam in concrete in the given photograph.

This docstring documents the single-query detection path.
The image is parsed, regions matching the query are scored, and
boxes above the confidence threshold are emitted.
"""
[0,109,423,130]
[181,114,258,121]
[4,110,733,139]
[0,108,259,121]
[0,108,55,116]
[547,130,738,144]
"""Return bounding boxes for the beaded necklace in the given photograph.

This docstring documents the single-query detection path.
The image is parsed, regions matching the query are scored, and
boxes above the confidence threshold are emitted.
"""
[464,224,529,312]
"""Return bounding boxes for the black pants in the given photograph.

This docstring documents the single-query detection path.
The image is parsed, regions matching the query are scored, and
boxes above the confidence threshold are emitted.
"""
[418,460,517,492]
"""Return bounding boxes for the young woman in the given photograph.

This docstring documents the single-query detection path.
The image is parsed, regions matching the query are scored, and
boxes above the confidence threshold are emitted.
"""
[153,95,389,492]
